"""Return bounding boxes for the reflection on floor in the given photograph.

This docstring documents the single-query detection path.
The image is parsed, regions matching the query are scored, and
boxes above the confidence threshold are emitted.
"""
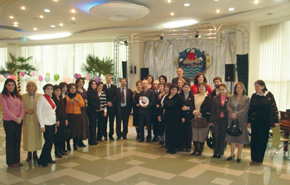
[0,126,290,185]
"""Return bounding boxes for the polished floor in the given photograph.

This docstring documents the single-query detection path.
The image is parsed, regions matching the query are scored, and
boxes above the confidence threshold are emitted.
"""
[0,125,290,185]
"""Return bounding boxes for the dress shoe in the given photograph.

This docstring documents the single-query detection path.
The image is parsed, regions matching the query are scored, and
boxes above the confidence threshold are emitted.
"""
[212,154,218,158]
[218,155,223,159]
[89,143,98,146]
[227,155,235,161]
[237,158,242,163]
[109,136,114,141]
[37,162,48,167]
[78,141,86,147]
[104,137,108,141]
[8,163,20,167]
[122,136,127,140]
[48,160,56,164]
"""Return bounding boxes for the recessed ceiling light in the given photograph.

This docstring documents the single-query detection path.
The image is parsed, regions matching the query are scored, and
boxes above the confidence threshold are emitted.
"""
[29,32,72,40]
[72,17,75,20]
[44,9,50,12]
[14,22,18,25]
[59,23,63,26]
[254,0,259,4]
[33,28,37,31]
[71,9,76,13]
[40,15,44,18]
[228,7,235,11]
[216,9,220,13]
[170,12,174,16]
[167,0,171,2]
[53,0,58,1]
[163,20,197,28]
[13,24,18,27]
[21,6,25,10]
[184,3,190,7]
[214,0,219,1]
[51,25,56,28]
[9,16,13,19]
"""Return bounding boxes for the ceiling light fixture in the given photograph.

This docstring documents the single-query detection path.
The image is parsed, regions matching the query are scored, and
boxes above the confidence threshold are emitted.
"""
[14,22,18,25]
[228,7,235,11]
[59,23,63,26]
[163,20,197,28]
[216,9,220,13]
[21,6,25,10]
[254,0,259,4]
[184,3,190,7]
[13,24,18,27]
[29,32,71,40]
[167,0,171,2]
[33,28,37,31]
[214,0,219,1]
[44,9,50,12]
[71,9,76,13]
[72,17,75,20]
[51,25,56,28]
[170,12,174,16]
[40,15,44,18]
[9,16,13,19]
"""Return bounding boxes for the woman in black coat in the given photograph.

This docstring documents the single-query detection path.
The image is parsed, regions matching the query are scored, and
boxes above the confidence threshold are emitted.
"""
[180,82,195,152]
[87,80,100,145]
[132,81,143,140]
[163,84,183,154]
[248,80,279,166]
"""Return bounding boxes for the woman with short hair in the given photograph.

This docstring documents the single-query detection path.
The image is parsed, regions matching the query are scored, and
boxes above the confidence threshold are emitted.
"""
[190,72,213,95]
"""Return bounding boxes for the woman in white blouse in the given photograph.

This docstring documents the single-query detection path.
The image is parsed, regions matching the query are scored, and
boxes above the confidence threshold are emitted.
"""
[37,84,58,167]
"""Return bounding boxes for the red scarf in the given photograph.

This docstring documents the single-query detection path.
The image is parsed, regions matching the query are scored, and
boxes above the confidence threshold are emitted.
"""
[44,94,56,109]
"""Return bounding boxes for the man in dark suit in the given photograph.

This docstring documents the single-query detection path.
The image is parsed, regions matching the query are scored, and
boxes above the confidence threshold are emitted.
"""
[211,77,222,97]
[116,78,132,140]
[171,67,190,85]
[103,74,117,141]
[139,80,155,143]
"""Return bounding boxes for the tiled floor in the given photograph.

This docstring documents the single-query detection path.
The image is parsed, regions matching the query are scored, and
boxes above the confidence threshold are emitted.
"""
[0,126,290,185]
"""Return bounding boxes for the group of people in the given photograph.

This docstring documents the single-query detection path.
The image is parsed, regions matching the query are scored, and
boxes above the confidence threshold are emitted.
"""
[0,68,279,168]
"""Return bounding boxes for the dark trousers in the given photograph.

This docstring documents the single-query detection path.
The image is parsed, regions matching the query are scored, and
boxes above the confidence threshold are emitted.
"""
[97,111,106,140]
[88,112,98,144]
[152,114,158,137]
[54,117,66,144]
[116,107,130,137]
[3,121,22,165]
[39,124,55,165]
[213,118,228,155]
[251,121,270,163]
[180,118,192,149]
[139,114,151,140]
[105,108,115,137]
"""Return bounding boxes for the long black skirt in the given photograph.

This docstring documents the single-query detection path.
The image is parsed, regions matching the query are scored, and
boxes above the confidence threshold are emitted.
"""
[67,114,82,139]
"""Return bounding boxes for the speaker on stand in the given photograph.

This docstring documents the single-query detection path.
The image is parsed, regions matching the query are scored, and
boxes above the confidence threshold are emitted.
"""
[225,64,236,93]
[140,68,149,81]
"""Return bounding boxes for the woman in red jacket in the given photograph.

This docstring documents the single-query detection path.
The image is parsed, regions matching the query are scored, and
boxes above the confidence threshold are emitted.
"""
[190,72,213,95]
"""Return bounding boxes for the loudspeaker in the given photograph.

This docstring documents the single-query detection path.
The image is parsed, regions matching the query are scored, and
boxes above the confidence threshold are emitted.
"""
[140,68,149,81]
[225,64,236,82]
[122,61,127,78]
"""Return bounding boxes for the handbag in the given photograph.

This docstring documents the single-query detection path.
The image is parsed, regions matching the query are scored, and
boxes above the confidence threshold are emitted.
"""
[191,116,208,128]
[206,126,214,148]
[226,119,242,136]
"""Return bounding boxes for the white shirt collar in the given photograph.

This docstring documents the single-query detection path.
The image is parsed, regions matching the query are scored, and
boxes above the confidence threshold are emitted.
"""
[256,91,268,96]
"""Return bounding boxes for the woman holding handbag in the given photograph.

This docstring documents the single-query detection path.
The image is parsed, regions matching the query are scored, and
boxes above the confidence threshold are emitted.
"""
[192,83,212,156]
[210,84,230,159]
[225,82,250,163]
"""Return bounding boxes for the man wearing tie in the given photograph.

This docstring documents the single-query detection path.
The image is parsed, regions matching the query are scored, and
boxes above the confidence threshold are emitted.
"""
[139,80,155,143]
[103,74,117,141]
[116,78,133,140]
[171,67,190,85]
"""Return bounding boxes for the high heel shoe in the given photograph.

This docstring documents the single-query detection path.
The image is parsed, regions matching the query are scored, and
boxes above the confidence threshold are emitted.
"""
[226,154,235,161]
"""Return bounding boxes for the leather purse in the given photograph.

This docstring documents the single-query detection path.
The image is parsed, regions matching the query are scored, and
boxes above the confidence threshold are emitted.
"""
[191,116,208,128]
[226,119,242,136]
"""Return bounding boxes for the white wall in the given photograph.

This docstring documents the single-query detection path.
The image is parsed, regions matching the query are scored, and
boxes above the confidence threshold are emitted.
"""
[129,43,144,91]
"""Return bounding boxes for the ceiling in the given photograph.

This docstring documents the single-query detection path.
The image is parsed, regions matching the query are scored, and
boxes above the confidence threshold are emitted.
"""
[0,0,290,45]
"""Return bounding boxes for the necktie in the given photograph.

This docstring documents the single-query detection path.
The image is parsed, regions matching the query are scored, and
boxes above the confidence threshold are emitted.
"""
[121,88,125,104]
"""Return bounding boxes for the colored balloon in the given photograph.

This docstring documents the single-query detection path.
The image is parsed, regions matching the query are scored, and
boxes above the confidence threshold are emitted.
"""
[20,71,25,77]
[94,76,100,83]
[46,73,50,76]
[38,75,43,82]
[44,76,50,83]
[54,74,60,81]
[74,73,78,79]
[78,74,81,78]
[63,75,70,83]
[0,75,5,82]
[5,73,9,78]
[9,75,16,81]
[31,71,36,77]
[21,37,27,43]
[85,74,91,81]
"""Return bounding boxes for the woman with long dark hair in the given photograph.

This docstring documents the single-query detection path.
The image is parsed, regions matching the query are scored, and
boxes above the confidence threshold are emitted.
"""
[0,79,25,167]
[191,72,213,95]
[132,81,142,140]
[87,80,100,145]
[248,80,279,166]
[155,82,166,142]
[146,75,154,89]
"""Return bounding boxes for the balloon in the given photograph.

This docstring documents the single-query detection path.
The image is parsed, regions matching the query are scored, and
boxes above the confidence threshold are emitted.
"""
[85,74,91,81]
[21,37,27,43]
[94,76,100,83]
[20,71,25,77]
[10,75,16,81]
[74,73,78,79]
[38,75,43,82]
[5,73,9,78]
[46,73,50,76]
[54,74,60,81]
[7,75,11,79]
[63,75,70,83]
[78,74,81,78]
[44,76,50,83]
[31,71,36,77]
[25,76,30,82]
[0,75,5,82]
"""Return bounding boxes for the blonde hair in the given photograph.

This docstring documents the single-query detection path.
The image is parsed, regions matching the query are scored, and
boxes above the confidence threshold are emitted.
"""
[26,80,38,92]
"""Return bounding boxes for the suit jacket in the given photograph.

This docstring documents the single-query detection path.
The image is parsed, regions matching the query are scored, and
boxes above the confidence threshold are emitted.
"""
[139,89,155,115]
[0,94,25,122]
[179,92,195,119]
[87,89,100,115]
[194,94,212,122]
[116,87,133,115]
[210,95,229,123]
[171,76,190,85]
[103,84,117,113]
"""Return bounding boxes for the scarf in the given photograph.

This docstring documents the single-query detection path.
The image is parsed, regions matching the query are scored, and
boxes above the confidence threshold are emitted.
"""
[44,94,55,109]
[68,92,76,99]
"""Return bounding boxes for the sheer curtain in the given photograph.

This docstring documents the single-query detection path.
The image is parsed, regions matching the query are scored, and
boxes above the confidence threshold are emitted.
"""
[0,47,8,90]
[260,21,290,111]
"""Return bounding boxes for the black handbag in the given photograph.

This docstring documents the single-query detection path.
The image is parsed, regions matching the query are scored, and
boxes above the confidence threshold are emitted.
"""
[226,119,242,136]
[191,116,208,128]
[206,126,214,148]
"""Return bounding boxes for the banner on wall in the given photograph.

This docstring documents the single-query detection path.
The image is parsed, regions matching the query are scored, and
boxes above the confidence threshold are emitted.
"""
[178,48,207,79]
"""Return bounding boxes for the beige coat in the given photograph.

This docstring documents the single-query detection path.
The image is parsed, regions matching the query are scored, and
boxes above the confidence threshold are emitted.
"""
[22,93,42,151]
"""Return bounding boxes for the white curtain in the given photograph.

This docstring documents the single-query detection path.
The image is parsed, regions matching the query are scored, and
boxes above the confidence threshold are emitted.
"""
[0,47,8,91]
[260,21,290,111]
